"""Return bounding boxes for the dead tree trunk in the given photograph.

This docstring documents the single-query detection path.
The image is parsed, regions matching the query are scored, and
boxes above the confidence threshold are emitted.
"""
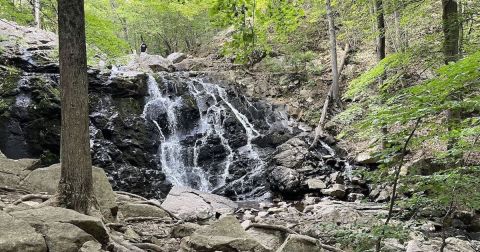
[326,0,340,103]
[57,0,93,214]
[34,0,41,29]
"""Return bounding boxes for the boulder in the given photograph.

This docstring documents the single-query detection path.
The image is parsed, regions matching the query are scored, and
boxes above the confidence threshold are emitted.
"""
[134,54,174,72]
[172,222,201,238]
[0,211,47,252]
[79,241,104,252]
[304,200,372,226]
[40,222,96,252]
[10,206,109,244]
[21,164,117,219]
[179,216,270,252]
[355,151,379,165]
[273,138,308,169]
[406,238,475,252]
[246,227,285,250]
[277,234,324,252]
[161,186,238,221]
[269,166,302,194]
[0,155,38,188]
[321,184,346,199]
[167,52,187,64]
[119,203,169,219]
[306,179,327,190]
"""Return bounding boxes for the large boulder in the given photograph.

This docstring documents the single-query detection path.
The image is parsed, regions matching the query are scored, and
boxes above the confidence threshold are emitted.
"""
[10,206,109,244]
[180,216,270,252]
[40,222,97,252]
[277,234,324,252]
[406,238,475,252]
[167,52,187,64]
[131,54,174,72]
[268,166,302,195]
[119,203,170,219]
[21,164,117,219]
[0,155,38,188]
[273,138,308,169]
[161,186,238,221]
[0,211,47,252]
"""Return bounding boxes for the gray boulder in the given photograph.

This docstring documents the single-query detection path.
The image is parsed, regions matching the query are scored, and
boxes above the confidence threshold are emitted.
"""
[21,164,117,220]
[321,184,346,199]
[269,166,302,194]
[161,186,237,221]
[273,138,308,169]
[0,155,38,188]
[277,234,324,252]
[40,222,97,252]
[0,211,47,252]
[10,206,109,244]
[167,52,187,64]
[180,216,270,252]
[119,203,169,219]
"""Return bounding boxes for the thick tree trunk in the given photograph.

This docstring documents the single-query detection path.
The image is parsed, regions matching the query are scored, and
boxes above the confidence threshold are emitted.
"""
[57,0,93,214]
[442,0,460,150]
[442,0,460,64]
[34,0,41,29]
[326,0,339,103]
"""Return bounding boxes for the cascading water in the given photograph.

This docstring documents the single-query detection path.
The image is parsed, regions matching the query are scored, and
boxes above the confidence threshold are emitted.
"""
[142,74,267,196]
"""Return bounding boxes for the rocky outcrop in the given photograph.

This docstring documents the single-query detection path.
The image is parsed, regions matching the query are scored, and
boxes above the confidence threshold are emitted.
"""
[0,211,47,252]
[10,206,109,244]
[21,164,117,220]
[161,186,238,221]
[180,216,270,252]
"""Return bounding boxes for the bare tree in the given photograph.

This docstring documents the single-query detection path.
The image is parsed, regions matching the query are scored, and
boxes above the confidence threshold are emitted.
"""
[57,0,93,214]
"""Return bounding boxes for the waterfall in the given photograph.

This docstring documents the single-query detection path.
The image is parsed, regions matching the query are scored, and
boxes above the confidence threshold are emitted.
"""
[142,74,265,195]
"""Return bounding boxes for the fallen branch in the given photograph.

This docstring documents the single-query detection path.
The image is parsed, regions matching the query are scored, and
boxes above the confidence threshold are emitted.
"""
[246,223,298,234]
[13,194,51,205]
[0,186,32,194]
[133,243,164,252]
[110,234,144,252]
[115,191,148,201]
[124,216,173,223]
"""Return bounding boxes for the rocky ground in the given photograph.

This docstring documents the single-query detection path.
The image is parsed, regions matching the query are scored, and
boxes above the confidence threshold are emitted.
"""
[1,151,479,252]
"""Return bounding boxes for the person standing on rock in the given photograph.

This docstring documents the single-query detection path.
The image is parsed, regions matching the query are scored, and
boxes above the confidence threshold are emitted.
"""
[140,36,148,54]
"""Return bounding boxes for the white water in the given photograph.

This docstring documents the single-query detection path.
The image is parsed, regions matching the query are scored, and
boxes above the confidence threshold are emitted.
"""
[143,75,264,193]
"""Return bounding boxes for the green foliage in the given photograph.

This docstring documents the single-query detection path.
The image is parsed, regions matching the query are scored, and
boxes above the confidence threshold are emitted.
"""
[316,222,409,252]
[0,0,33,25]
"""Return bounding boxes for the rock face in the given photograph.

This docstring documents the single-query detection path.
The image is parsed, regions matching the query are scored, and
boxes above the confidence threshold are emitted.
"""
[277,234,324,252]
[0,211,47,252]
[21,164,117,220]
[161,186,238,221]
[180,216,270,252]
[0,19,357,201]
[10,206,109,244]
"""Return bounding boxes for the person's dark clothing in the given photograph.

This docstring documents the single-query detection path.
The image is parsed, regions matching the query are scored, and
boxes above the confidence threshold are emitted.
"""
[140,42,147,53]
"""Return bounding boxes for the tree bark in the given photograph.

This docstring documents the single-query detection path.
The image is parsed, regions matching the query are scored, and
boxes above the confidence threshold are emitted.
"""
[442,0,460,150]
[326,0,339,103]
[374,0,388,149]
[442,0,460,64]
[57,0,93,214]
[34,0,41,29]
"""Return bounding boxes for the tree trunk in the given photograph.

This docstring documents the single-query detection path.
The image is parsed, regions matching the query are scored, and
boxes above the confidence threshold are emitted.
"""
[57,0,93,214]
[374,0,388,149]
[34,0,41,29]
[442,0,460,150]
[326,0,339,103]
[442,0,460,64]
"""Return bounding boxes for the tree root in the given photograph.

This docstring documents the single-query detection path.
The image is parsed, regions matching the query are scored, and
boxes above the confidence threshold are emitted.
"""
[134,200,179,220]
[13,194,51,205]
[124,217,174,223]
[246,223,344,252]
[110,234,144,252]
[246,223,298,234]
[0,186,32,194]
[115,191,149,201]
[133,243,164,252]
